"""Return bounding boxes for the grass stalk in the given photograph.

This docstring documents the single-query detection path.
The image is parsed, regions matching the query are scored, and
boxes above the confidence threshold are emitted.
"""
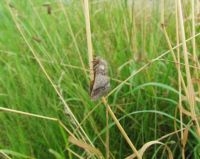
[83,1,110,158]
[177,0,200,136]
[191,0,197,60]
[160,0,164,25]
[7,2,93,145]
[0,151,12,159]
[107,30,200,99]
[175,0,185,158]
[0,107,101,158]
[161,26,188,96]
[102,97,141,159]
[83,1,111,158]
[83,0,94,81]
[2,1,200,158]
[191,0,200,97]
[58,0,88,78]
[105,105,109,159]
[0,107,74,138]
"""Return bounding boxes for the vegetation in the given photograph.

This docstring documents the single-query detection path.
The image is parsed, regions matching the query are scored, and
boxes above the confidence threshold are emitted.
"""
[0,0,200,158]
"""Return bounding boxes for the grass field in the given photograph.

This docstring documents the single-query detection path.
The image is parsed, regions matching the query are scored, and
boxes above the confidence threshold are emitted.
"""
[0,0,200,158]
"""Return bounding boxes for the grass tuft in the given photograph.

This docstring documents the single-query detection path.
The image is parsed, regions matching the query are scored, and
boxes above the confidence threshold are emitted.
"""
[0,0,200,158]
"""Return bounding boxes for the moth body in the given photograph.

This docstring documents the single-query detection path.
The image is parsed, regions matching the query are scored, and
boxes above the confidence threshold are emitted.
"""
[90,57,110,100]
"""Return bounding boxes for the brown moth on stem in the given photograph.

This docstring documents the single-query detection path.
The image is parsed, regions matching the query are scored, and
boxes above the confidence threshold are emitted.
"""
[90,57,110,100]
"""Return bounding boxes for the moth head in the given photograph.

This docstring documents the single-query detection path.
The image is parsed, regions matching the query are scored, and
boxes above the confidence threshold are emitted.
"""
[93,57,108,75]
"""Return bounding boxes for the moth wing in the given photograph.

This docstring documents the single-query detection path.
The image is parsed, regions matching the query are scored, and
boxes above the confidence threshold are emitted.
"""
[90,75,110,100]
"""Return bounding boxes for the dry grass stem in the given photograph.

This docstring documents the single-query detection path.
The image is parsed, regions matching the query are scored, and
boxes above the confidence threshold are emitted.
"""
[175,0,185,158]
[177,0,200,136]
[102,97,141,159]
[83,0,94,81]
[58,0,88,78]
[68,136,103,158]
[105,103,109,159]
[107,31,200,98]
[0,106,74,138]
[83,1,110,158]
[7,2,93,145]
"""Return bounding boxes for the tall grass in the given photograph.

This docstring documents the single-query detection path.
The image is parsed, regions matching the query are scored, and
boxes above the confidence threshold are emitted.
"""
[0,0,200,158]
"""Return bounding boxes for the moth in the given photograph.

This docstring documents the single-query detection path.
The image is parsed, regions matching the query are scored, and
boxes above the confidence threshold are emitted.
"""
[90,57,110,100]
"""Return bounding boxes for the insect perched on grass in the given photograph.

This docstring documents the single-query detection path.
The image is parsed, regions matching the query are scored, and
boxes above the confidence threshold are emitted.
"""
[90,57,110,100]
